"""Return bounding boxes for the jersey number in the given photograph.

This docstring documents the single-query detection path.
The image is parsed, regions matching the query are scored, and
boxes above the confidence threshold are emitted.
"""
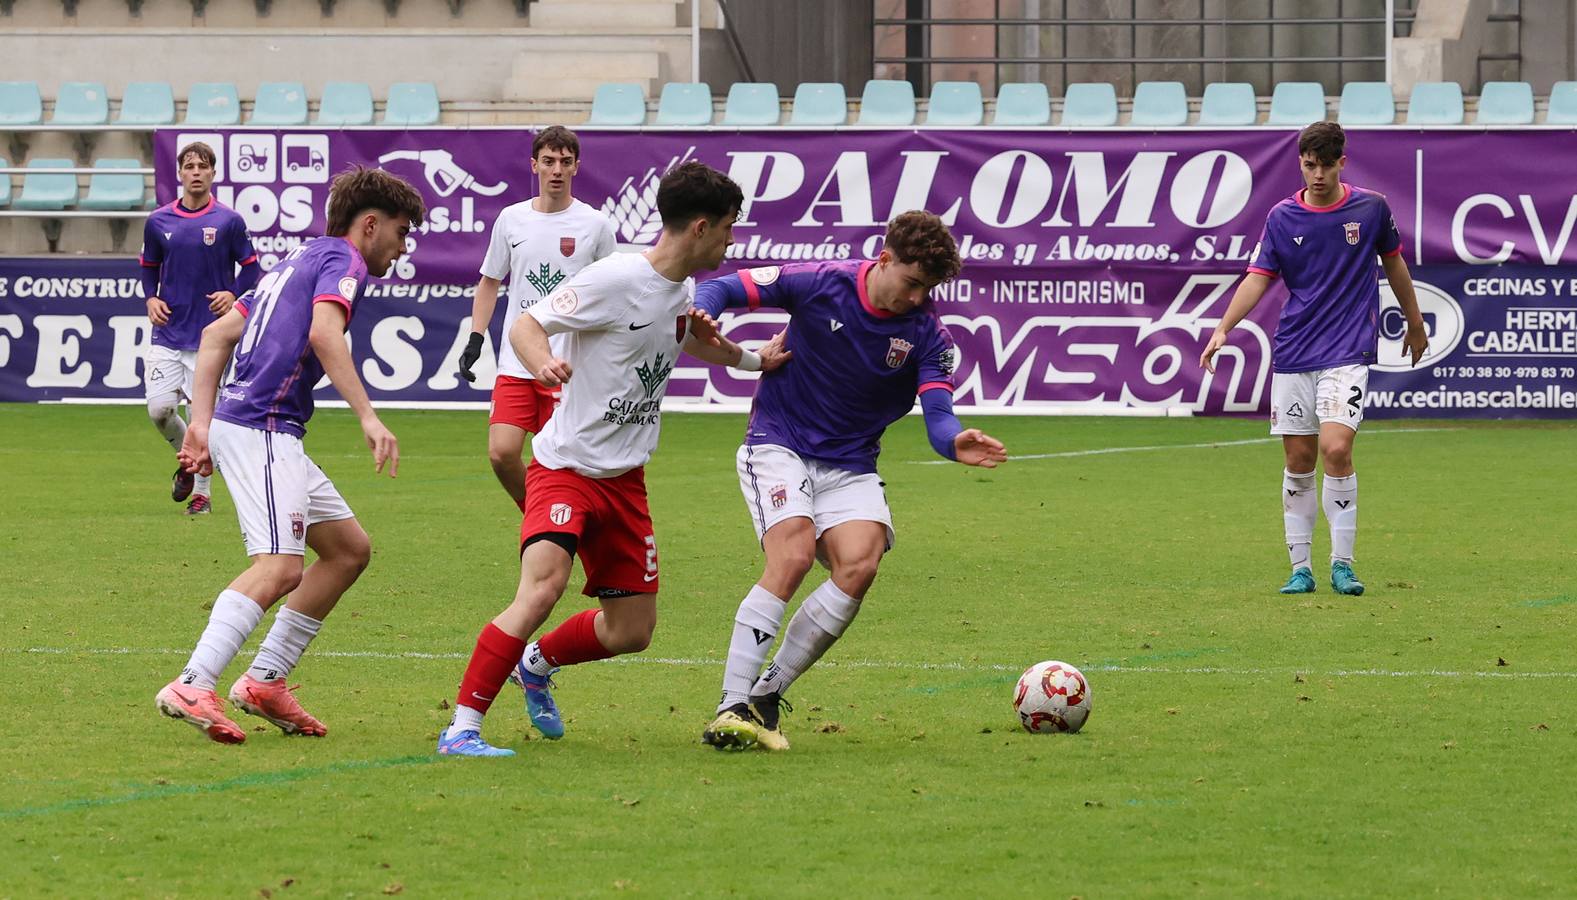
[237,267,298,357]
[1347,385,1363,416]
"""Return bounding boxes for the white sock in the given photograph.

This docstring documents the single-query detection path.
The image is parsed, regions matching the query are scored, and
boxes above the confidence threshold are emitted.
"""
[1323,472,1358,563]
[522,641,552,677]
[448,704,485,736]
[149,396,186,450]
[194,473,212,497]
[718,585,788,713]
[753,580,861,698]
[247,606,323,682]
[178,589,266,691]
[1282,469,1316,571]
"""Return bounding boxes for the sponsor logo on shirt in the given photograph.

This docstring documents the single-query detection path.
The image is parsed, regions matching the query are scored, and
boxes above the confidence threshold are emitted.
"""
[749,266,781,286]
[938,347,956,376]
[202,226,217,246]
[560,236,576,257]
[219,386,247,402]
[549,503,573,526]
[338,276,358,300]
[1343,222,1361,245]
[524,263,565,297]
[635,353,674,399]
[885,337,914,368]
[550,288,578,314]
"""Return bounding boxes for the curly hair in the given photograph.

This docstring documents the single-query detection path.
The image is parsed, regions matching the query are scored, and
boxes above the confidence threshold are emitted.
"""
[325,165,427,237]
[1298,121,1346,165]
[883,210,962,284]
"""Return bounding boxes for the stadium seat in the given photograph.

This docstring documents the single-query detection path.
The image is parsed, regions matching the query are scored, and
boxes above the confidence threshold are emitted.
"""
[250,81,309,125]
[116,82,176,125]
[1547,81,1577,124]
[0,81,44,125]
[383,82,440,125]
[1406,81,1464,124]
[1130,81,1187,125]
[50,82,110,125]
[925,81,983,125]
[0,157,11,207]
[15,158,79,211]
[655,82,713,126]
[1060,83,1118,126]
[183,82,240,125]
[721,82,781,126]
[1197,82,1256,125]
[588,83,646,125]
[991,82,1051,125]
[1338,82,1395,125]
[1268,82,1326,125]
[789,82,847,125]
[1476,81,1534,125]
[857,79,916,125]
[80,158,144,210]
[316,81,374,125]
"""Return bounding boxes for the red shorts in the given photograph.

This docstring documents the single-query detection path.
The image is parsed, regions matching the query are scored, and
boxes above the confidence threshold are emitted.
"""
[521,460,659,596]
[489,375,560,432]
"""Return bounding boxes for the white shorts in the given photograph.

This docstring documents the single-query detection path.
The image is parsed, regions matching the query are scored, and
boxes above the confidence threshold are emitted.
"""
[736,443,895,550]
[144,344,196,402]
[210,419,355,557]
[1270,365,1369,435]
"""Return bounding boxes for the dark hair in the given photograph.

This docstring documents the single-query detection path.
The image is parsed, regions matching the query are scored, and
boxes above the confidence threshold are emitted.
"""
[177,141,216,169]
[325,165,427,237]
[532,125,580,160]
[884,210,962,284]
[657,161,743,230]
[1298,121,1346,165]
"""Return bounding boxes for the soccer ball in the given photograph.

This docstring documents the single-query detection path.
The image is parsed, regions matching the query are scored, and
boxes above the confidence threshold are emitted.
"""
[1013,660,1091,734]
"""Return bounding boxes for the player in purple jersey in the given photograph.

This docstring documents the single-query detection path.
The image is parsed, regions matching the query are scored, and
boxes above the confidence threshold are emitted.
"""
[141,141,261,514]
[154,167,425,745]
[1200,122,1428,597]
[694,211,1008,751]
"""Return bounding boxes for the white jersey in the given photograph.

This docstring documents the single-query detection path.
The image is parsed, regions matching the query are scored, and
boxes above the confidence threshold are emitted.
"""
[479,198,616,379]
[528,253,695,479]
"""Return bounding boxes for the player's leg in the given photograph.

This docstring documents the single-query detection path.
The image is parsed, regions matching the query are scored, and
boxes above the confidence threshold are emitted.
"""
[179,351,212,513]
[1316,366,1365,595]
[487,423,528,510]
[1272,372,1319,594]
[145,344,194,504]
[487,375,550,511]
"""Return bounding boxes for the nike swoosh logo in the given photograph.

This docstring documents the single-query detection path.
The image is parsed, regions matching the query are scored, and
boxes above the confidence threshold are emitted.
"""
[470,691,495,702]
[643,573,658,582]
[510,238,529,248]
[628,322,652,331]
[172,689,201,708]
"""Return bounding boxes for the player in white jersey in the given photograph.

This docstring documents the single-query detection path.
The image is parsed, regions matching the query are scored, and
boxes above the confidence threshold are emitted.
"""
[438,162,787,757]
[457,126,617,511]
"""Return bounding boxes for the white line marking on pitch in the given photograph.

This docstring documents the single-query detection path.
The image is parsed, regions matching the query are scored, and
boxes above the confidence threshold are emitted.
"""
[908,427,1464,464]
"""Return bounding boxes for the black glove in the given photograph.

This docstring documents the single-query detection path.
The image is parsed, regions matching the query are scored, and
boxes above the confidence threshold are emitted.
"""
[458,331,484,382]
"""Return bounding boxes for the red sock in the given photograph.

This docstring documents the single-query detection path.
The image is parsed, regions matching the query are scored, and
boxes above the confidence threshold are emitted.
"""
[455,623,527,714]
[537,609,614,667]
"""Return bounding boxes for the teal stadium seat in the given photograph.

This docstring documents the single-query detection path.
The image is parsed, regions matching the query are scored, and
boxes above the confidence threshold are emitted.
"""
[81,159,145,210]
[992,83,1051,125]
[16,158,79,210]
[1060,82,1118,126]
[1406,81,1464,124]
[1338,82,1396,125]
[655,82,713,126]
[1547,81,1577,124]
[51,82,109,125]
[316,81,374,125]
[789,82,847,125]
[588,83,646,125]
[857,80,916,125]
[383,82,439,125]
[1476,81,1533,125]
[0,158,11,207]
[117,82,176,125]
[722,82,781,126]
[0,81,44,125]
[251,81,309,125]
[1198,82,1256,125]
[183,82,240,125]
[925,81,983,125]
[1130,80,1187,126]
[1268,82,1326,125]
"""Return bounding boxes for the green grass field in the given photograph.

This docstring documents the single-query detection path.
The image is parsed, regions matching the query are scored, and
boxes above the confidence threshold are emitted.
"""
[2,405,1575,898]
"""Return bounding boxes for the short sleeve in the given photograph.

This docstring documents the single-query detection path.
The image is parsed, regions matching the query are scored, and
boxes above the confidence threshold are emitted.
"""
[479,214,511,280]
[916,310,957,396]
[229,217,257,266]
[311,245,363,314]
[140,217,164,266]
[529,264,630,335]
[1376,197,1403,258]
[593,216,617,260]
[1247,213,1281,277]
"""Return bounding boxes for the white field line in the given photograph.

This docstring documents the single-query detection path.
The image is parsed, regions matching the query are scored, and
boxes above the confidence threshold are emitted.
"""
[9,645,1574,680]
[909,426,1466,464]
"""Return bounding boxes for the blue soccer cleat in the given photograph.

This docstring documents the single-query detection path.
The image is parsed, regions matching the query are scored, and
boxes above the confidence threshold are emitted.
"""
[1330,560,1366,596]
[437,727,515,757]
[1279,567,1316,595]
[510,662,565,739]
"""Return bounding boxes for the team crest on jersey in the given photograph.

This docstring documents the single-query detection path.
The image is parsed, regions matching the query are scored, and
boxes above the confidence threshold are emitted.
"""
[769,484,788,509]
[1343,222,1361,245]
[885,337,914,368]
[202,226,217,246]
[674,315,688,344]
[338,276,358,300]
[549,503,573,526]
[560,236,575,257]
[289,512,305,541]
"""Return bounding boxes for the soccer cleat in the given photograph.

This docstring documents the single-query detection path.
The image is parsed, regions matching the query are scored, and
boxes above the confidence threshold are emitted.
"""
[1331,560,1366,596]
[185,494,211,516]
[748,692,792,751]
[228,674,327,736]
[437,727,516,757]
[171,466,195,502]
[1279,567,1317,595]
[155,681,246,744]
[508,663,564,739]
[701,705,760,751]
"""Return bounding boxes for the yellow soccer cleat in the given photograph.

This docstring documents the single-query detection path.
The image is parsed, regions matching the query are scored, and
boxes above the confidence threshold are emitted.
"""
[702,706,760,752]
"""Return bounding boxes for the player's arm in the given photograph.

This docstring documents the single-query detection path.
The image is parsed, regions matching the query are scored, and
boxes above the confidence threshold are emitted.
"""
[511,311,571,386]
[310,301,398,477]
[140,218,170,325]
[177,306,247,477]
[1381,253,1429,365]
[919,387,1006,467]
[459,275,503,382]
[1199,272,1274,373]
[681,308,790,372]
[693,265,808,318]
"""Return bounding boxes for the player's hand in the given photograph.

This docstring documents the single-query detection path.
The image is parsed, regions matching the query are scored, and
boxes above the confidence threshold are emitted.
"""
[1198,329,1228,373]
[458,332,485,383]
[535,357,573,387]
[146,297,171,326]
[361,415,399,477]
[207,290,236,314]
[757,328,792,372]
[1404,321,1430,366]
[954,428,1007,468]
[686,307,722,347]
[177,422,213,477]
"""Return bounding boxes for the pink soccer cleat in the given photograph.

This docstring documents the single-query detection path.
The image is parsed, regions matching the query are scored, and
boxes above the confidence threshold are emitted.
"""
[155,681,246,744]
[185,494,211,516]
[228,675,328,736]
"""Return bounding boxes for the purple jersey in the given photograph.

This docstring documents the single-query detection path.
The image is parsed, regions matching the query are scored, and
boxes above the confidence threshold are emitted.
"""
[214,237,369,437]
[695,261,956,474]
[140,197,257,350]
[1248,184,1403,373]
